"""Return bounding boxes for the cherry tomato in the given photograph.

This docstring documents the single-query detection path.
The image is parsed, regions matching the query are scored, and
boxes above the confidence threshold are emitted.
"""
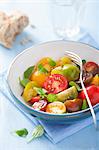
[22,81,38,101]
[84,61,99,75]
[30,71,49,87]
[29,96,40,104]
[44,74,68,94]
[79,85,99,106]
[64,99,82,112]
[56,56,72,66]
[46,101,66,114]
[32,100,47,111]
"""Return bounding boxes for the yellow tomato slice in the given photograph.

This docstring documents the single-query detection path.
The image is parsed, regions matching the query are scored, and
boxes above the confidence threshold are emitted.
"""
[91,74,99,86]
[56,56,72,66]
[46,101,66,114]
[30,71,49,87]
[22,81,38,101]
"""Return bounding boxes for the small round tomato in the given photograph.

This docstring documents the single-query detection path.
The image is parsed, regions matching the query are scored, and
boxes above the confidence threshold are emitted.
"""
[46,101,66,114]
[56,56,72,66]
[79,85,99,106]
[32,100,47,111]
[62,64,80,81]
[30,71,49,87]
[29,96,40,104]
[44,74,68,94]
[64,99,83,112]
[22,81,38,101]
[84,61,99,75]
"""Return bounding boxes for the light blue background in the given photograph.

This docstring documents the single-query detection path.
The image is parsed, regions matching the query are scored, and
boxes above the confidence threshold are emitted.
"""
[0,1,99,150]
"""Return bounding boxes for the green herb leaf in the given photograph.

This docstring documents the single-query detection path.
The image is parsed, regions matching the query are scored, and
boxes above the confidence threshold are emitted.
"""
[35,87,47,99]
[19,77,30,87]
[38,64,48,73]
[49,58,56,67]
[24,66,35,79]
[15,128,28,137]
[82,99,88,110]
[82,59,86,65]
[47,94,57,102]
[27,125,44,143]
[69,81,82,92]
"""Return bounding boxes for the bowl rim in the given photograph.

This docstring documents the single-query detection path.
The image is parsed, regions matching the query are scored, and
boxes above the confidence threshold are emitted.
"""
[7,40,99,116]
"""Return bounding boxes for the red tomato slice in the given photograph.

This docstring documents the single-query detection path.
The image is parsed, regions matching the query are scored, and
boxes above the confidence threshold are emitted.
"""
[79,85,99,106]
[29,96,40,104]
[84,61,99,75]
[32,100,47,111]
[43,74,68,94]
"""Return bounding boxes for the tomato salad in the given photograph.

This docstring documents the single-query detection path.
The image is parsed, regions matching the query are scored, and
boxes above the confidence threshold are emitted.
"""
[19,56,99,114]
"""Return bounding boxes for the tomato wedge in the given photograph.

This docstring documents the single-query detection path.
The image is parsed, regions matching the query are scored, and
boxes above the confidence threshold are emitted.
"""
[29,96,40,104]
[79,85,99,106]
[84,61,99,75]
[44,74,68,94]
[32,100,47,111]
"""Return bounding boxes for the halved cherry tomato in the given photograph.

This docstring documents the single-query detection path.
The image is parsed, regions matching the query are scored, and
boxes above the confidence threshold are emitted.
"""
[29,96,40,104]
[46,101,66,114]
[64,99,82,112]
[44,74,68,94]
[79,85,99,106]
[84,61,99,75]
[22,81,38,101]
[32,100,47,111]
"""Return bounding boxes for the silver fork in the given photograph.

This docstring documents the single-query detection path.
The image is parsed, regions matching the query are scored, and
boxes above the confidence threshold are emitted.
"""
[65,50,97,129]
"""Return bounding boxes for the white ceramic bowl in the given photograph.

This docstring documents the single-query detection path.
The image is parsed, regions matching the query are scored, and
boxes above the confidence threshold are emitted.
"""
[7,41,99,124]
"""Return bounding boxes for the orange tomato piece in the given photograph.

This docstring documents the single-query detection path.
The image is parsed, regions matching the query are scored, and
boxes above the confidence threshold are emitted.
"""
[30,71,49,87]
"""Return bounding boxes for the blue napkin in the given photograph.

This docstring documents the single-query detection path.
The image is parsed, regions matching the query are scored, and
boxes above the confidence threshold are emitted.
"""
[0,33,99,144]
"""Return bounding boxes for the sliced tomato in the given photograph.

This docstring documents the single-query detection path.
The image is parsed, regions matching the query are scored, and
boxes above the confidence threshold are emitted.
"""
[29,96,40,104]
[84,61,99,75]
[46,101,66,114]
[44,74,68,94]
[32,100,47,111]
[79,85,99,106]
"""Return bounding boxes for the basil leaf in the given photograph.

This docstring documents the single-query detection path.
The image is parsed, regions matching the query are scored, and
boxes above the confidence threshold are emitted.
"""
[47,94,57,102]
[49,58,56,67]
[82,99,88,110]
[19,77,30,87]
[27,125,44,143]
[69,81,82,92]
[15,128,28,137]
[24,66,35,79]
[35,87,47,99]
[38,64,48,73]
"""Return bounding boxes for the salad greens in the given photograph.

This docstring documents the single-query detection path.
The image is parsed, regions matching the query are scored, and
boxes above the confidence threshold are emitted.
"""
[24,66,35,79]
[82,99,88,110]
[49,58,56,67]
[69,81,82,92]
[15,128,28,137]
[19,66,35,87]
[38,64,48,73]
[47,93,57,102]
